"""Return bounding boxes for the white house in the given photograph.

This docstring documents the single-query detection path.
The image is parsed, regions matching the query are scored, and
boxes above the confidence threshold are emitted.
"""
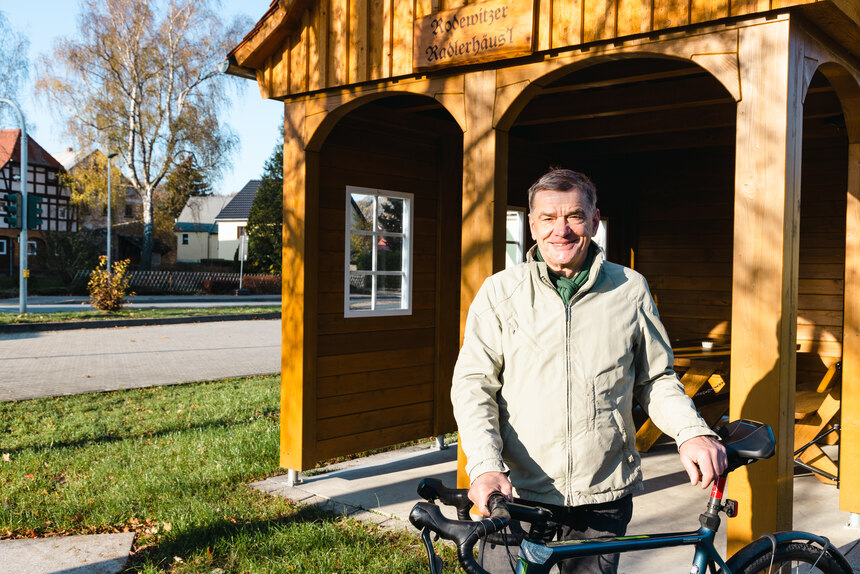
[174,193,235,262]
[213,180,261,261]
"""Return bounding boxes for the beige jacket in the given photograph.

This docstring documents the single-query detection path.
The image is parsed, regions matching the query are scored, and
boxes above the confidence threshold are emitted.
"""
[451,245,716,507]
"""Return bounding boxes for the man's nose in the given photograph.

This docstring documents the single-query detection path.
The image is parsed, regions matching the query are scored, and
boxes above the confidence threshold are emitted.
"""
[553,217,571,235]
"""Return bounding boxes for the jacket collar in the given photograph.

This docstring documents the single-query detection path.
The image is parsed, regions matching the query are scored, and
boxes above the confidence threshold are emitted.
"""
[527,243,606,297]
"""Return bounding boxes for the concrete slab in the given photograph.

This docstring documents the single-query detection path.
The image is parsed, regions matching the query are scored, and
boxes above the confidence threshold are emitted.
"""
[0,532,134,574]
[257,442,860,572]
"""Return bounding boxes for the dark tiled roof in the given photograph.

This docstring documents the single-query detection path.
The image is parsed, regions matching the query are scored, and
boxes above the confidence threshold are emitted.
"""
[0,130,65,170]
[174,221,218,233]
[215,179,262,220]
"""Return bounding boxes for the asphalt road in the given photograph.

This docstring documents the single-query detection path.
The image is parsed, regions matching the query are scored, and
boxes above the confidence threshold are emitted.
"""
[0,319,281,401]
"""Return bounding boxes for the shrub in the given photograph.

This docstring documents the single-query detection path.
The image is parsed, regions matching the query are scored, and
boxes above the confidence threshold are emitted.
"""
[202,278,239,294]
[88,257,135,311]
[243,275,281,295]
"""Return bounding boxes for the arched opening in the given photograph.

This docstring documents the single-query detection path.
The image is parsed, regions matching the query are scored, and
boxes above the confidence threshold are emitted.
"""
[308,94,463,462]
[793,69,850,485]
[506,57,736,346]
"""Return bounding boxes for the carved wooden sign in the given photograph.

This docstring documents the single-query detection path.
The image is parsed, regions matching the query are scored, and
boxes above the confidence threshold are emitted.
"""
[413,0,534,71]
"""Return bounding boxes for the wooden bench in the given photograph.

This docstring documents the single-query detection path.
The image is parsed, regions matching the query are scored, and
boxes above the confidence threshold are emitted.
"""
[794,361,841,485]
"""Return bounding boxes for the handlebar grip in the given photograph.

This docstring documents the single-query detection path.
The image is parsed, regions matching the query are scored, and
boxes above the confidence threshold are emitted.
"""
[409,494,512,574]
[417,477,473,520]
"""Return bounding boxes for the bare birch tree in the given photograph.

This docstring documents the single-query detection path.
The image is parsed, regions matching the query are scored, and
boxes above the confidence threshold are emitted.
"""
[0,10,30,126]
[36,0,248,268]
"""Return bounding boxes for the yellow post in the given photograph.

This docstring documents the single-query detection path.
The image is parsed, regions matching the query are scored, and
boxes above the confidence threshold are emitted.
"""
[280,99,318,472]
[457,68,506,488]
[841,141,860,513]
[727,17,802,554]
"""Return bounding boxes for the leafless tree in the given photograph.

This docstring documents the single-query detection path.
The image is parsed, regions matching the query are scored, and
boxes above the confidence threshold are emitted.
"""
[0,10,30,126]
[37,0,249,268]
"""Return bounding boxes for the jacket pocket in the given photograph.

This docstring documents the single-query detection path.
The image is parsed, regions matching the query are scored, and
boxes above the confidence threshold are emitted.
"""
[611,407,636,468]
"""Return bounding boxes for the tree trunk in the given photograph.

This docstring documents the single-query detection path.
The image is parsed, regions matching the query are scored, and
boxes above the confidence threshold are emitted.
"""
[140,190,154,270]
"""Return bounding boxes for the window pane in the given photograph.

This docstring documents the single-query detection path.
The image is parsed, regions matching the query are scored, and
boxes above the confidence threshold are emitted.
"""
[350,234,373,271]
[377,196,404,233]
[376,236,403,271]
[348,273,373,311]
[350,194,374,230]
[376,275,402,310]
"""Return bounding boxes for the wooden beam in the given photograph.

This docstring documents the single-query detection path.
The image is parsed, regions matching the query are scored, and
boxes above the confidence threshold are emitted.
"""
[457,68,504,488]
[727,19,801,554]
[842,141,860,513]
[280,99,318,471]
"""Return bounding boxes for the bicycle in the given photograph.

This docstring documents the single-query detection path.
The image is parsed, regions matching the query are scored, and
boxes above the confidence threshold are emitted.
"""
[409,419,854,574]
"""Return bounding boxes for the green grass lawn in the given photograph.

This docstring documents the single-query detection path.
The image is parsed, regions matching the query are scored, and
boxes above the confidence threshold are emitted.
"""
[0,306,280,326]
[0,376,450,572]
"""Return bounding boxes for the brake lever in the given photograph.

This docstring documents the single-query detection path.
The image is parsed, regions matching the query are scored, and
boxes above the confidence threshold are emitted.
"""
[419,527,444,574]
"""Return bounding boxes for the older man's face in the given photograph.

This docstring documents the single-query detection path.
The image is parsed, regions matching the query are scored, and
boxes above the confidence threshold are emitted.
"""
[529,188,600,278]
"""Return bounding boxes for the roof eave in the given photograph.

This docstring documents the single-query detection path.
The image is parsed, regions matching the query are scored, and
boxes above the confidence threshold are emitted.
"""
[227,0,313,72]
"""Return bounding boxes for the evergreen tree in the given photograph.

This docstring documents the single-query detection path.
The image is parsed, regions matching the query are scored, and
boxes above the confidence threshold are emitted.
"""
[247,143,283,274]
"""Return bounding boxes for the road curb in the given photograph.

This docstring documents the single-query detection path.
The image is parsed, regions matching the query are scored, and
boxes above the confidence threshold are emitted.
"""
[0,312,280,334]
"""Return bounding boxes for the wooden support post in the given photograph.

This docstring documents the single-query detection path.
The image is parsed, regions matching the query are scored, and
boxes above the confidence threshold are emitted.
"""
[727,18,802,554]
[457,69,505,488]
[280,99,318,471]
[842,141,860,513]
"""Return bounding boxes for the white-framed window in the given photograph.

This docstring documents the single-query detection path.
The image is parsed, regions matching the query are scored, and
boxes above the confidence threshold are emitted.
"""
[505,208,527,268]
[594,218,608,253]
[344,186,413,317]
[182,233,189,245]
[0,239,6,255]
[27,241,37,256]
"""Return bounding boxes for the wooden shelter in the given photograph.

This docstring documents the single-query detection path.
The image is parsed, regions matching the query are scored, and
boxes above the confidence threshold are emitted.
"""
[226,0,860,550]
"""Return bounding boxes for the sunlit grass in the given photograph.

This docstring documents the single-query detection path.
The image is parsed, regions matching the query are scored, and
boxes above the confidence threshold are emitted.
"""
[0,305,280,326]
[0,375,449,572]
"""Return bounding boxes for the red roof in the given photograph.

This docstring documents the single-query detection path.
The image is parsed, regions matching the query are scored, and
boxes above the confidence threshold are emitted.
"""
[0,129,65,171]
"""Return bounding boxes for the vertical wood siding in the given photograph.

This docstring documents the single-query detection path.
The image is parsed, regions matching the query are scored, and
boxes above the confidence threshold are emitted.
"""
[251,0,827,99]
[312,106,461,462]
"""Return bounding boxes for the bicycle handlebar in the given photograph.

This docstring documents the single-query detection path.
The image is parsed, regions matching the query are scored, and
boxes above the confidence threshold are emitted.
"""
[409,492,510,574]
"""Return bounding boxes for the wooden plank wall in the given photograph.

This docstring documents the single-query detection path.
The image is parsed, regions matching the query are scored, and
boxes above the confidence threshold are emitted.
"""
[626,147,736,345]
[796,81,848,382]
[253,0,827,99]
[313,104,461,462]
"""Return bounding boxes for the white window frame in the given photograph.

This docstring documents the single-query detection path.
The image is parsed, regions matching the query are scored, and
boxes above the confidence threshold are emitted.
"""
[0,239,6,255]
[594,218,608,254]
[505,207,527,268]
[344,186,413,317]
[27,241,37,256]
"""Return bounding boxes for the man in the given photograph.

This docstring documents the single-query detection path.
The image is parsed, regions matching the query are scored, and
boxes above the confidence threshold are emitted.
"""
[451,169,726,573]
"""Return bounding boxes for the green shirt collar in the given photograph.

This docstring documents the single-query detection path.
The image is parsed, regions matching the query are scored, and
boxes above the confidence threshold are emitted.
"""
[535,243,597,304]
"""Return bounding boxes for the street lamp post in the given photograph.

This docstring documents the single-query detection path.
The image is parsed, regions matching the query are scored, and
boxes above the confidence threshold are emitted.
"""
[1,98,29,313]
[106,152,118,271]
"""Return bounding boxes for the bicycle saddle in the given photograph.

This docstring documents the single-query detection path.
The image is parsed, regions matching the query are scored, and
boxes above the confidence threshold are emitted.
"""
[718,419,776,473]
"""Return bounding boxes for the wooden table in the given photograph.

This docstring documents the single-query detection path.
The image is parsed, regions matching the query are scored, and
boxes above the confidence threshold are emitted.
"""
[635,343,731,452]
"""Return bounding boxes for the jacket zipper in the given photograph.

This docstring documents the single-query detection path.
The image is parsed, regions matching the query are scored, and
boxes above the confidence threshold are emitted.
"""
[565,302,573,505]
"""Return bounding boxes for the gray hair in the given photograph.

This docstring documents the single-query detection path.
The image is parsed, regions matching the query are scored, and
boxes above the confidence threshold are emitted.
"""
[528,169,597,213]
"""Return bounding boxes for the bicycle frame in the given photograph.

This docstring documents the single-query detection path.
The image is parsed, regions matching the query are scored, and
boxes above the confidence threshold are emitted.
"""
[512,475,733,574]
[515,524,729,574]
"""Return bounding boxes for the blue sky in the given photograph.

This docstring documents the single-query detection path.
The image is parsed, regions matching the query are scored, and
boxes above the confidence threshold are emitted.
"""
[1,1,282,196]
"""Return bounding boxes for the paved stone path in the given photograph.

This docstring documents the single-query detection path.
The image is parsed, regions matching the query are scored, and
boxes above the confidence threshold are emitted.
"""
[0,319,281,401]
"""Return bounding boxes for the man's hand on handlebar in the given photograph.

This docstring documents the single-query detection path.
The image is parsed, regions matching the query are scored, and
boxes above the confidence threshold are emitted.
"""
[468,471,513,516]
[679,435,727,488]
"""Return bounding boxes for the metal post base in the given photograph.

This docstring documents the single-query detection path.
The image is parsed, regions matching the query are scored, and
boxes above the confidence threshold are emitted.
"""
[286,469,302,486]
[434,435,448,450]
[847,513,860,530]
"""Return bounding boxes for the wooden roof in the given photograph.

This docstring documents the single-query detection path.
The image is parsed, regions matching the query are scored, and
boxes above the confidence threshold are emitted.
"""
[227,0,860,100]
